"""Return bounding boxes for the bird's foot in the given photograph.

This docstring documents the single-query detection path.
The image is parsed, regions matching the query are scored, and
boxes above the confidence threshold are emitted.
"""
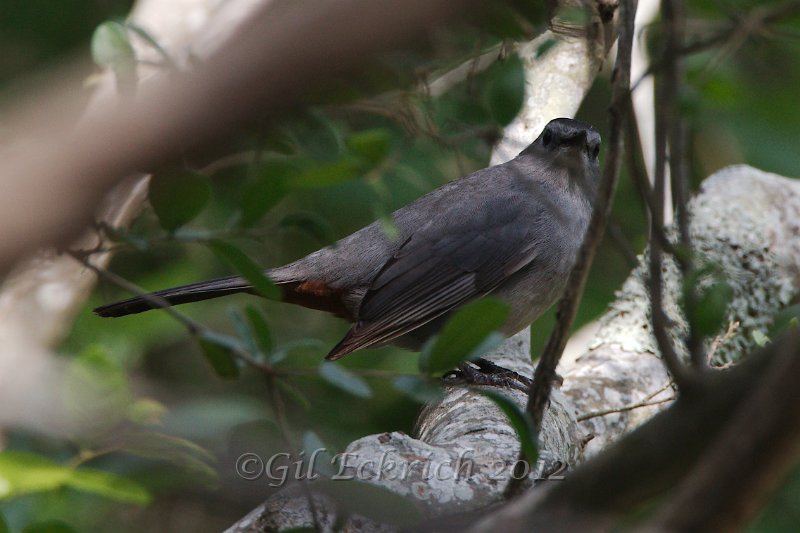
[443,358,533,393]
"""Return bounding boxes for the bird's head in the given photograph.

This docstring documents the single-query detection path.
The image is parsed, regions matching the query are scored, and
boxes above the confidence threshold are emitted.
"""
[521,118,601,191]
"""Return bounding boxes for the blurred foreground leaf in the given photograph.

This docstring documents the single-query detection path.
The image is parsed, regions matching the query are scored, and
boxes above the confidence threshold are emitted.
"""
[319,362,372,399]
[486,54,525,125]
[420,298,509,374]
[22,521,78,533]
[91,21,136,85]
[207,240,280,300]
[122,431,218,486]
[196,331,242,379]
[148,170,211,232]
[392,376,443,404]
[0,451,149,504]
[481,390,538,465]
[346,129,392,166]
[315,479,421,528]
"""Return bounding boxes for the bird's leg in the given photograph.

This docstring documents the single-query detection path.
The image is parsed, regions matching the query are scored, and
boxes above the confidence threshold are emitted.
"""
[443,358,533,392]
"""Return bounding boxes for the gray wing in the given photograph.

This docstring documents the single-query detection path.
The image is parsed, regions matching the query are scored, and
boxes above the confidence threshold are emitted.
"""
[326,193,545,359]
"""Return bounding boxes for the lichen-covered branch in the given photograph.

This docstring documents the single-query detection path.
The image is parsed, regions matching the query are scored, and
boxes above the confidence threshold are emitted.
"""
[227,7,617,531]
[228,164,800,531]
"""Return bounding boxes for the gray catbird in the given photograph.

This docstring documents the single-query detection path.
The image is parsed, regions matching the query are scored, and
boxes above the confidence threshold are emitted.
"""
[95,118,600,361]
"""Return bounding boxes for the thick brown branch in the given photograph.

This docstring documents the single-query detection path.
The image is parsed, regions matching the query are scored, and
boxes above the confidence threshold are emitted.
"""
[0,0,482,270]
[468,330,800,532]
[643,331,800,532]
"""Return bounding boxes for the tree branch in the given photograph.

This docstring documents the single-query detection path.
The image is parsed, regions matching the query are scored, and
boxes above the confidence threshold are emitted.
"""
[524,0,636,436]
[467,329,800,532]
[0,0,483,270]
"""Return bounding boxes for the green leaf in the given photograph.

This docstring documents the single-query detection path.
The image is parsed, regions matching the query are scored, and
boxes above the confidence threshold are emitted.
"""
[279,212,335,245]
[68,468,150,504]
[535,37,558,58]
[121,431,217,486]
[127,398,167,426]
[392,376,443,404]
[148,170,211,232]
[315,479,421,527]
[91,21,136,77]
[752,329,770,347]
[319,362,372,399]
[64,346,131,434]
[302,431,335,478]
[478,4,530,39]
[196,331,241,378]
[420,298,509,375]
[481,390,538,463]
[486,54,525,126]
[687,280,733,337]
[291,157,363,189]
[207,240,280,300]
[0,451,150,504]
[246,305,274,355]
[770,304,800,337]
[346,129,391,166]
[276,379,312,411]
[229,308,260,356]
[240,161,292,227]
[0,512,8,533]
[0,451,70,497]
[22,521,78,533]
[270,338,324,365]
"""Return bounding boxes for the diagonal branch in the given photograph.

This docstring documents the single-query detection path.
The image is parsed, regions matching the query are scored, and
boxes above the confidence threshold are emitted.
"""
[524,0,637,438]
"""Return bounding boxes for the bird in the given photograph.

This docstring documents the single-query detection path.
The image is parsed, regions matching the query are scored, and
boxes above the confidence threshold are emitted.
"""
[95,118,601,361]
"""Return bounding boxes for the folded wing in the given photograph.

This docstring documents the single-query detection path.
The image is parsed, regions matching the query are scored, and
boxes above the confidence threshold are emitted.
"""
[326,193,544,359]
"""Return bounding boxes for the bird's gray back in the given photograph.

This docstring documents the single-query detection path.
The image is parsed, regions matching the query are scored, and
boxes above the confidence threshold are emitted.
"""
[268,150,589,319]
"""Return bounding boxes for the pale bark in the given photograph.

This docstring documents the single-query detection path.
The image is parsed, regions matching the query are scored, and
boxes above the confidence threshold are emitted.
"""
[227,17,615,533]
[0,0,269,436]
[227,163,800,531]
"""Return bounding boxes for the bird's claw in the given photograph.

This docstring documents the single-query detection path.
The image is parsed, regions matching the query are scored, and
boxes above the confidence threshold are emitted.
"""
[443,358,533,392]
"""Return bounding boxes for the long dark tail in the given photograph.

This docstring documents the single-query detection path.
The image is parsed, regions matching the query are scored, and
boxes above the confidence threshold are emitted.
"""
[94,276,252,317]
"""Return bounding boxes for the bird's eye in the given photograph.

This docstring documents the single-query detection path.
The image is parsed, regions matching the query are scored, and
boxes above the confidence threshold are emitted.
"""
[591,144,600,159]
[542,129,553,147]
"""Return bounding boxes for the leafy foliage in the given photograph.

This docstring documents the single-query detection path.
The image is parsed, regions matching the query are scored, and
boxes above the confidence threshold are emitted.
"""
[481,391,538,466]
[206,240,280,300]
[315,479,422,528]
[319,362,373,399]
[0,451,149,504]
[5,0,800,531]
[148,170,211,232]
[90,20,135,84]
[419,298,509,375]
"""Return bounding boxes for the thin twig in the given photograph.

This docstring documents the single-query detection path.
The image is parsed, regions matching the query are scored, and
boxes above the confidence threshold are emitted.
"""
[665,0,705,371]
[707,320,739,366]
[505,0,638,499]
[74,251,425,383]
[577,382,675,422]
[623,96,677,256]
[647,0,694,392]
[525,0,636,435]
[635,0,800,88]
[607,217,640,269]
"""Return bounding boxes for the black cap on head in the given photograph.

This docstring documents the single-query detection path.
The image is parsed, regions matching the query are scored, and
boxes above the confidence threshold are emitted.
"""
[521,117,601,160]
